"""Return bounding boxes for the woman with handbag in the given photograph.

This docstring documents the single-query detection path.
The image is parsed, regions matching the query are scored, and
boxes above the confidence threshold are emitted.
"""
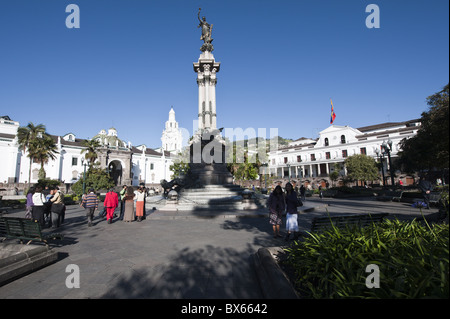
[285,182,302,241]
[267,185,285,238]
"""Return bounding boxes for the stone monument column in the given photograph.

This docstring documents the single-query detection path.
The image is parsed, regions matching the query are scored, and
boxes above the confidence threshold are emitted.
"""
[194,51,220,130]
[186,8,233,186]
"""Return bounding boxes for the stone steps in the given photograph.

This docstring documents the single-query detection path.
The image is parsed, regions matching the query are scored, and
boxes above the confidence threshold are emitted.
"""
[178,184,246,211]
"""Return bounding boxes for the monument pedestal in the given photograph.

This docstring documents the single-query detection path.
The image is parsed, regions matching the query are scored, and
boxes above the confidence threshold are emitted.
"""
[190,161,233,186]
[188,129,233,186]
[178,130,242,211]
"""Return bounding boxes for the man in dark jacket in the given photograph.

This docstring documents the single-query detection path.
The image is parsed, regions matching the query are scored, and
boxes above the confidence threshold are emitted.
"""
[418,177,433,209]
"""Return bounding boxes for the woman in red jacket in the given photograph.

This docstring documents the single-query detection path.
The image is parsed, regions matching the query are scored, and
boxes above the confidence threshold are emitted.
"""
[104,188,118,224]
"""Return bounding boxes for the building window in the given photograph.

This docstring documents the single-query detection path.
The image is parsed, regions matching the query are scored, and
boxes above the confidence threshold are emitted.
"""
[297,155,302,162]
[342,150,348,158]
[150,163,154,170]
[284,157,288,164]
[360,147,367,155]
[326,152,331,159]
[341,135,346,144]
[324,138,329,146]
[311,154,316,161]
[72,157,78,166]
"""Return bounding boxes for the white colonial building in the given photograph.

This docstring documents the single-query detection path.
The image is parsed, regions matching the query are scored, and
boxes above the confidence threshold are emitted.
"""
[268,119,421,186]
[0,111,177,192]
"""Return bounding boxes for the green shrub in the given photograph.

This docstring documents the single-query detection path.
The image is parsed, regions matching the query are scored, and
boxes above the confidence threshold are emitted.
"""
[284,218,449,298]
[71,167,114,196]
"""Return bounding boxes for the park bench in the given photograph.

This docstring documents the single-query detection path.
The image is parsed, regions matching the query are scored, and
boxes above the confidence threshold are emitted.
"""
[376,190,403,202]
[310,213,389,233]
[322,189,338,198]
[0,206,11,215]
[0,197,12,215]
[428,192,442,207]
[0,217,63,245]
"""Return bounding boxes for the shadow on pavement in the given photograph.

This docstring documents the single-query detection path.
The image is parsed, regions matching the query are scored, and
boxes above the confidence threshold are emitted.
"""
[101,244,262,299]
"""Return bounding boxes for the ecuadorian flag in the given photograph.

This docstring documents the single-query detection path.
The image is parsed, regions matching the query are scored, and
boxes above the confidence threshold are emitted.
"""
[330,99,336,124]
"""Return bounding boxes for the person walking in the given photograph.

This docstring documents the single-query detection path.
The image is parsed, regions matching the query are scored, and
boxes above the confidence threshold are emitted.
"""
[299,184,306,201]
[49,187,64,229]
[284,182,302,241]
[31,186,46,227]
[123,186,136,222]
[81,188,99,227]
[25,186,35,219]
[104,188,119,224]
[267,185,285,238]
[43,187,54,227]
[418,176,433,209]
[119,185,127,221]
[318,184,323,199]
[135,187,146,222]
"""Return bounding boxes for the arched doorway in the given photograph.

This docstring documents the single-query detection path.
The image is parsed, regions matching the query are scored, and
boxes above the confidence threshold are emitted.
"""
[108,160,123,186]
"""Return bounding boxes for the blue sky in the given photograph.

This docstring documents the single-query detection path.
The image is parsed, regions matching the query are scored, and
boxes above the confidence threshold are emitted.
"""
[0,0,448,148]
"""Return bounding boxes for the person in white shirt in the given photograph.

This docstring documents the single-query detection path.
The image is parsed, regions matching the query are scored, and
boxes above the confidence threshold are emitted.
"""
[32,186,47,227]
[135,187,146,222]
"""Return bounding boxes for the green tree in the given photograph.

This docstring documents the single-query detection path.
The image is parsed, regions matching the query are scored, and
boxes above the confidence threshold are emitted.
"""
[81,138,101,167]
[16,122,47,184]
[226,141,262,184]
[329,171,340,187]
[344,154,378,185]
[399,84,449,172]
[170,160,190,179]
[169,148,191,179]
[72,166,115,196]
[17,123,58,182]
[28,134,58,179]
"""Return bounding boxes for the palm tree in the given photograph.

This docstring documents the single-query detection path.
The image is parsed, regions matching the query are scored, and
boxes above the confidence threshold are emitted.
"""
[16,122,47,184]
[27,135,58,180]
[81,138,101,167]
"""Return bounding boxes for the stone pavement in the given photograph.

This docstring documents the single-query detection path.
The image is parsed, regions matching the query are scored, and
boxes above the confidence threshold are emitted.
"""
[0,196,440,299]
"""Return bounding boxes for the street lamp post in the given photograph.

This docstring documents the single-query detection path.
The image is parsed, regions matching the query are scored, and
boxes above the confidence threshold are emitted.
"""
[381,139,395,188]
[374,148,386,187]
[82,160,87,195]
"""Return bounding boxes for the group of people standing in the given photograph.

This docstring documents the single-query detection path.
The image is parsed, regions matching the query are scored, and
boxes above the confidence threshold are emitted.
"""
[267,182,303,241]
[80,185,147,227]
[25,185,66,229]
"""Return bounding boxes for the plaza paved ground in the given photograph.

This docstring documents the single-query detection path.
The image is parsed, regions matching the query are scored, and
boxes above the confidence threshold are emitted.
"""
[0,196,441,299]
